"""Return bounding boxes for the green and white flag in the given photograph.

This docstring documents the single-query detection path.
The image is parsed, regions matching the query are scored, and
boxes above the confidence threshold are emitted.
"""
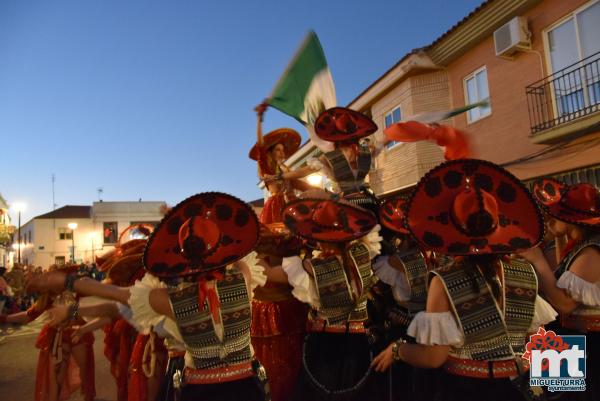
[268,31,336,128]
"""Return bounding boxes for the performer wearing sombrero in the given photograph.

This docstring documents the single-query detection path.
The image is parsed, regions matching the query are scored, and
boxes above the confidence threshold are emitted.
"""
[282,107,383,214]
[250,103,313,225]
[278,191,382,401]
[379,159,557,401]
[3,263,96,401]
[520,179,600,400]
[27,192,270,401]
[249,103,312,401]
[45,224,171,401]
[371,197,445,401]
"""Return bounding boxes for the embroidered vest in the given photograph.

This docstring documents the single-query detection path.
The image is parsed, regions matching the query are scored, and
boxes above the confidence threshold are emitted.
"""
[432,259,537,360]
[323,145,372,195]
[168,269,252,370]
[308,242,374,326]
[386,249,430,330]
[557,235,600,332]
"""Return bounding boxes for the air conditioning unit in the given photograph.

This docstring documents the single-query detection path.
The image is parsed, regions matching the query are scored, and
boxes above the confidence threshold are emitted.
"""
[494,16,531,59]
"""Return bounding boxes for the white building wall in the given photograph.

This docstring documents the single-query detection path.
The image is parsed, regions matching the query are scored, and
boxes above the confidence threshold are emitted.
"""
[19,201,165,268]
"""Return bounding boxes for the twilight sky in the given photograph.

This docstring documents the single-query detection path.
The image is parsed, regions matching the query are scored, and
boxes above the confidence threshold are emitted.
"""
[1,0,483,223]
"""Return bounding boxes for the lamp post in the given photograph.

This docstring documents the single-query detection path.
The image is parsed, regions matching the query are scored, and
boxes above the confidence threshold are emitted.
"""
[89,232,97,262]
[13,203,26,265]
[68,222,78,263]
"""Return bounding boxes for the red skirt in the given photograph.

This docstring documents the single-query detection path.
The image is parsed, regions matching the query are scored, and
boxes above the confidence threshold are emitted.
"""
[260,193,286,225]
[104,319,137,401]
[251,297,307,401]
[34,323,95,401]
[128,333,168,401]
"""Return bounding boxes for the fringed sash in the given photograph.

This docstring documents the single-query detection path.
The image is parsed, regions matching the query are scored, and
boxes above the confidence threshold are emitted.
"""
[432,259,536,361]
[309,243,373,326]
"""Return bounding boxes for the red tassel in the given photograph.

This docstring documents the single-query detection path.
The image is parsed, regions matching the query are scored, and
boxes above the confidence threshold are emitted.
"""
[197,272,224,324]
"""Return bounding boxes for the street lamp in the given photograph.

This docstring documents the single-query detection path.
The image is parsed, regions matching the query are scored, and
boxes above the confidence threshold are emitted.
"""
[68,222,78,263]
[306,173,324,187]
[12,202,26,265]
[88,232,98,262]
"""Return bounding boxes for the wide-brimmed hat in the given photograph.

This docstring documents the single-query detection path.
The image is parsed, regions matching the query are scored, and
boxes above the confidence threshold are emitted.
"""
[380,197,410,234]
[314,107,378,143]
[96,224,154,271]
[248,128,301,161]
[533,178,600,227]
[283,195,377,243]
[406,159,543,255]
[144,192,259,278]
[96,224,155,285]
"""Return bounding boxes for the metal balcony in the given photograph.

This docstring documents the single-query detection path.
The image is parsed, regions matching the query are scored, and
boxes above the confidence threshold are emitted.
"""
[526,51,600,139]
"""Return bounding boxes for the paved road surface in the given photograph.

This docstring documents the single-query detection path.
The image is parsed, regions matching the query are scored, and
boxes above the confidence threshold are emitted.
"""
[0,316,117,401]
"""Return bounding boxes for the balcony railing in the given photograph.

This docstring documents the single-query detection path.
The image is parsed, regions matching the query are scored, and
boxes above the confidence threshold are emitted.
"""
[526,51,600,135]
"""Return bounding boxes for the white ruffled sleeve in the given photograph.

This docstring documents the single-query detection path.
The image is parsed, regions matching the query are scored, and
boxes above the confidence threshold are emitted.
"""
[528,296,558,332]
[407,311,464,346]
[372,256,411,302]
[241,251,267,291]
[557,271,600,307]
[360,224,382,259]
[128,274,184,342]
[116,303,144,333]
[282,256,320,307]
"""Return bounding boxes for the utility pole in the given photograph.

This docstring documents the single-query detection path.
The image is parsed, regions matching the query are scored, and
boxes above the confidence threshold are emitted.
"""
[52,174,57,210]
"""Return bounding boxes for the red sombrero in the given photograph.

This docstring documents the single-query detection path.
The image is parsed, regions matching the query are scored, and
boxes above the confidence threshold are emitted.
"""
[380,197,410,234]
[406,159,543,255]
[533,178,600,227]
[314,107,378,142]
[248,128,301,161]
[144,192,259,278]
[105,240,147,286]
[283,197,377,243]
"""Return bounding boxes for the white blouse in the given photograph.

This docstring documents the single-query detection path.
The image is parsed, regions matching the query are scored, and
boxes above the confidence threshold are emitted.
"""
[127,273,185,344]
[407,296,558,347]
[557,271,600,307]
[372,255,411,302]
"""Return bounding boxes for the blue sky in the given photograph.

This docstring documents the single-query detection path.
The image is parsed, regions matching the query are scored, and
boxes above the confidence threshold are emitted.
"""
[1,0,483,223]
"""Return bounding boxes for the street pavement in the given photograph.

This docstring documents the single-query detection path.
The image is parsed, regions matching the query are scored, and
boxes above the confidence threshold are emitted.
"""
[0,316,117,401]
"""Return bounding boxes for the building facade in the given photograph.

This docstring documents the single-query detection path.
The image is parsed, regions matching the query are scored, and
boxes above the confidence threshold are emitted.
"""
[285,0,600,199]
[19,201,165,268]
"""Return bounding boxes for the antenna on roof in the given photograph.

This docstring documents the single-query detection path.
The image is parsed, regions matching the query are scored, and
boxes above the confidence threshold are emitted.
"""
[97,187,104,202]
[52,174,57,210]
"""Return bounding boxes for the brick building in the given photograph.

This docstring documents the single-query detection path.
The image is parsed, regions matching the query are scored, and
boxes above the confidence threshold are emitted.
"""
[285,0,600,198]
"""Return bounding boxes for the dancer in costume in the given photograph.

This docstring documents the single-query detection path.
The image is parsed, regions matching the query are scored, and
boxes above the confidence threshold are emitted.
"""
[28,192,270,401]
[279,192,383,401]
[520,179,600,400]
[2,264,95,401]
[286,107,383,213]
[373,158,557,401]
[248,103,311,401]
[250,103,307,225]
[48,224,170,401]
[371,197,444,401]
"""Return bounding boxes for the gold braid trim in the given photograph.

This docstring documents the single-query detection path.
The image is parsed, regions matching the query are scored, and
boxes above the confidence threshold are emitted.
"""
[142,330,157,378]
